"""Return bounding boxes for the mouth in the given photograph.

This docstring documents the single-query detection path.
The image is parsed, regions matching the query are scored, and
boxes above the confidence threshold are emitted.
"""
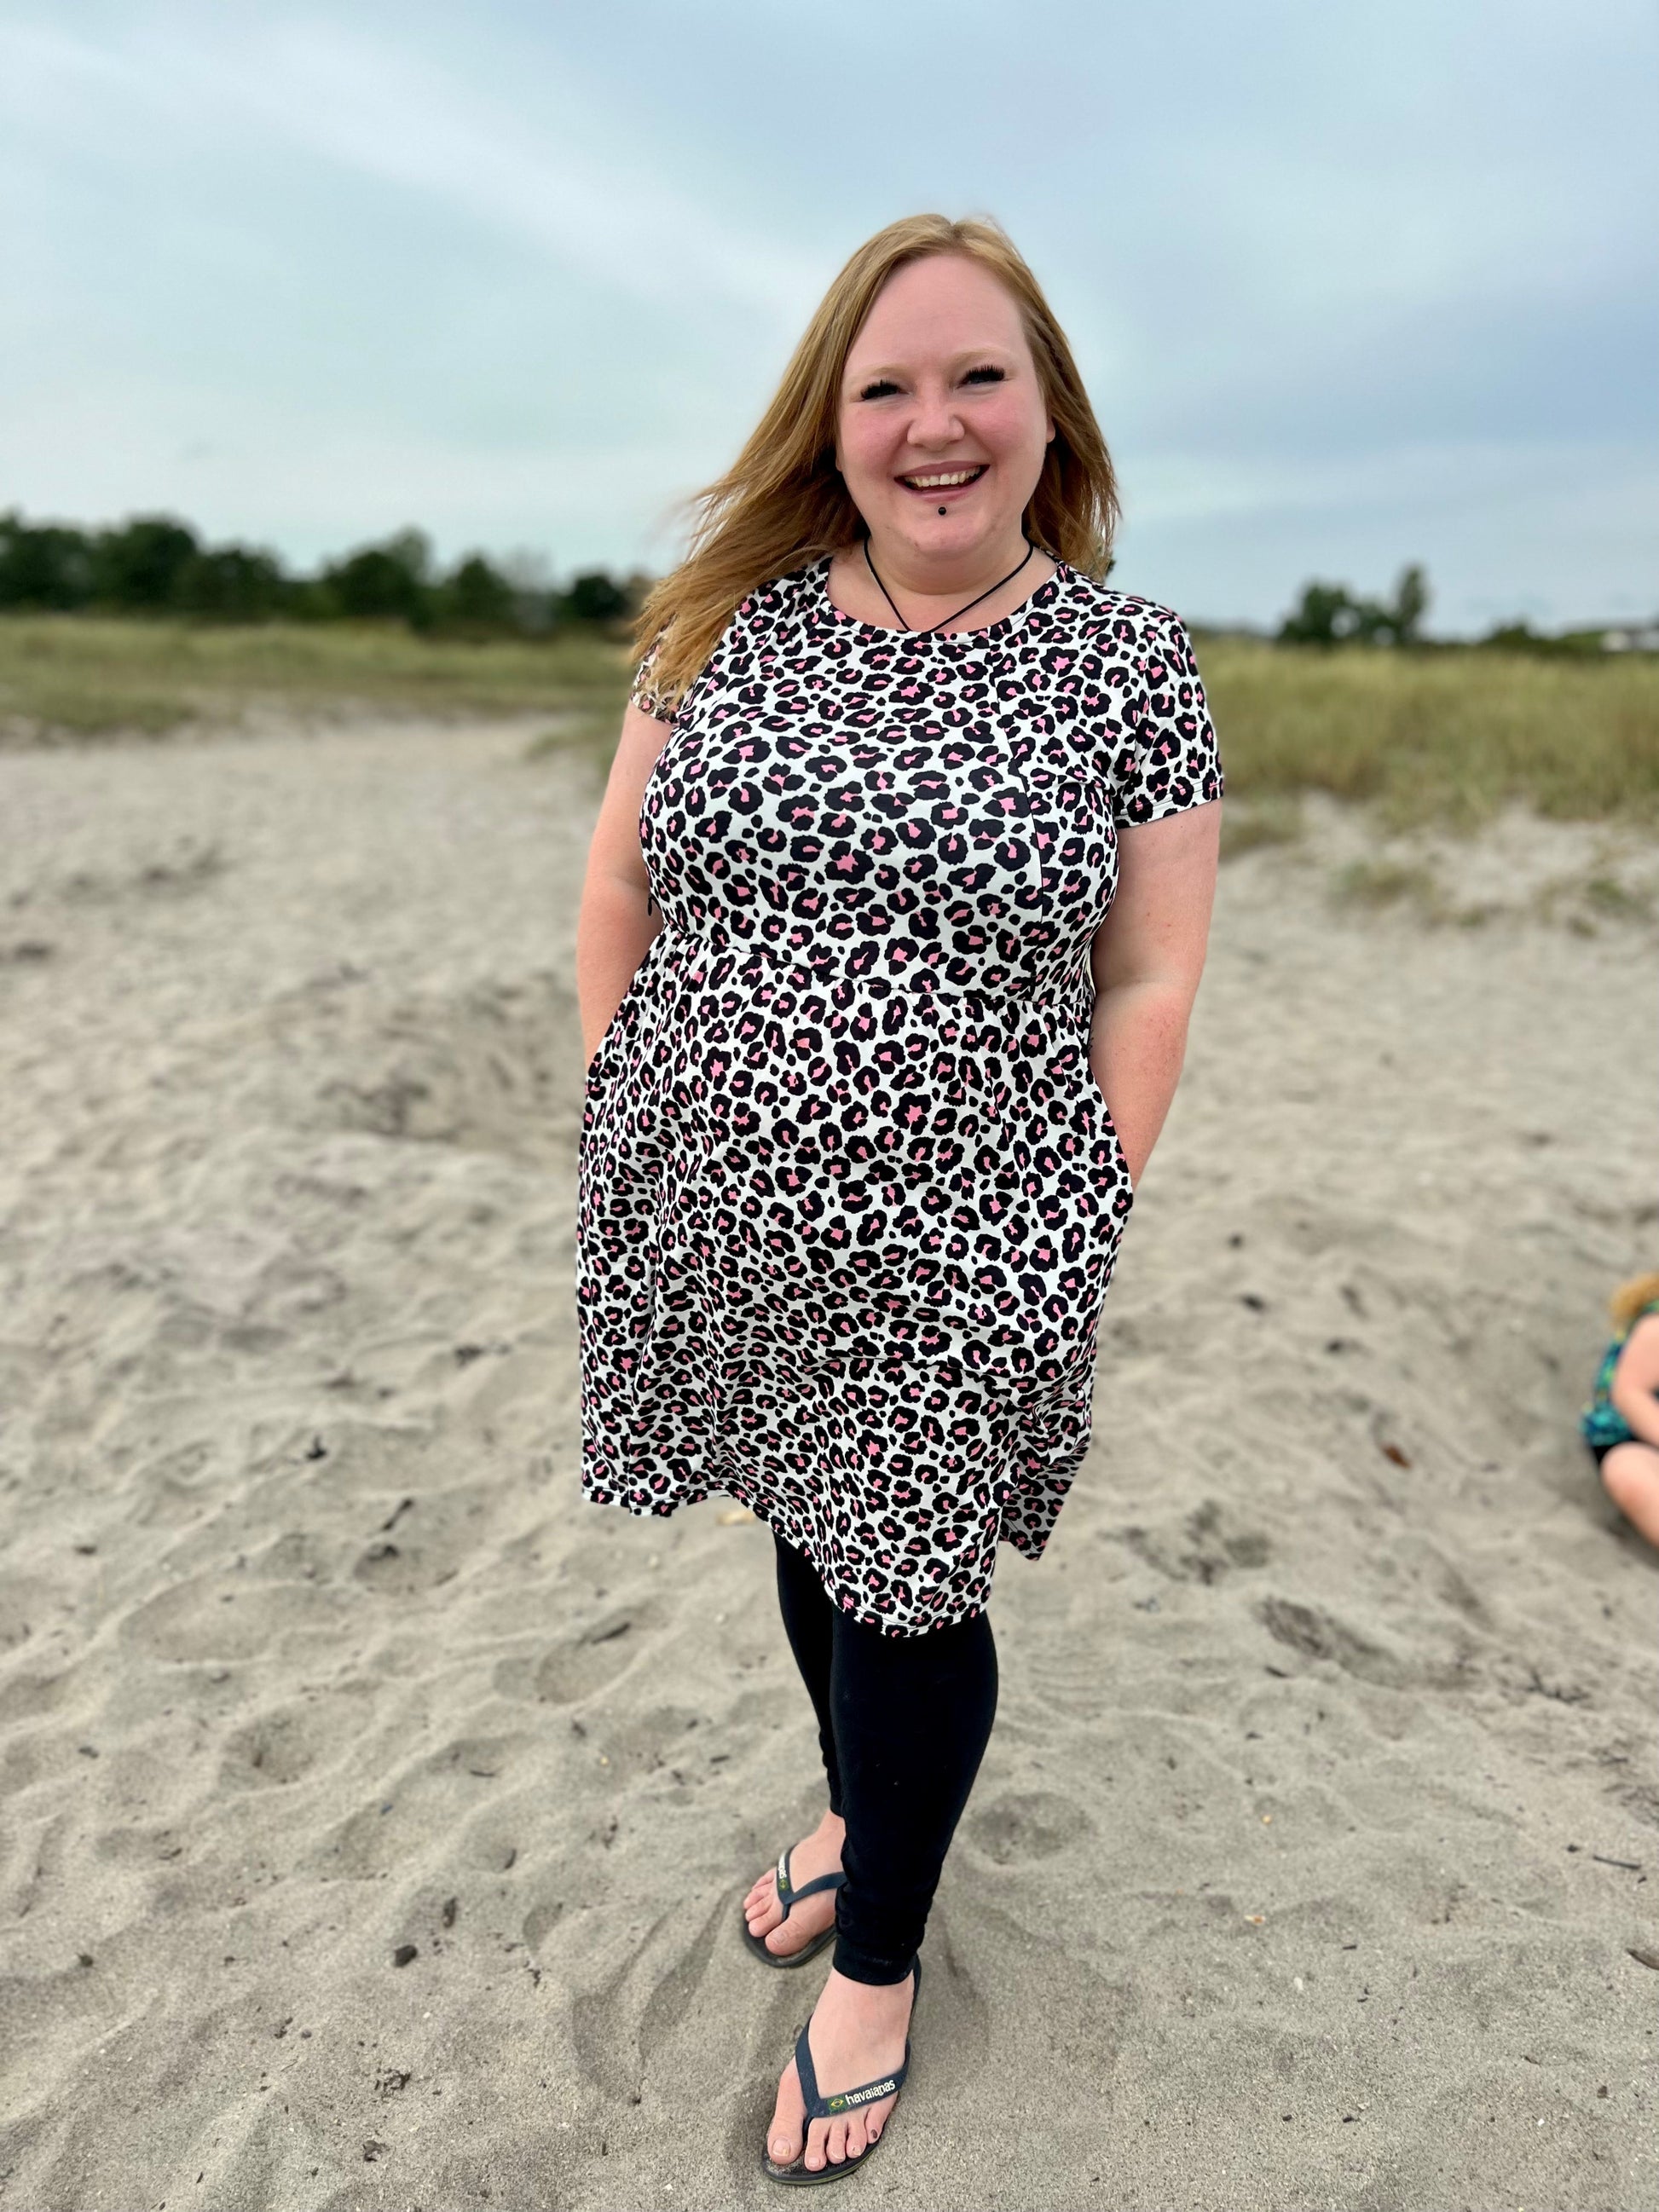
[897,465,987,498]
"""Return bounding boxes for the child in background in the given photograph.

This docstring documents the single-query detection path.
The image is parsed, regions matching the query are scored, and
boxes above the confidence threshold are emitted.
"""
[1583,1272,1659,1547]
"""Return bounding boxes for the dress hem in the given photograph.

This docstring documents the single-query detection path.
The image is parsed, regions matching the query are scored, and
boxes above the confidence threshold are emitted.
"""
[580,1476,1043,1637]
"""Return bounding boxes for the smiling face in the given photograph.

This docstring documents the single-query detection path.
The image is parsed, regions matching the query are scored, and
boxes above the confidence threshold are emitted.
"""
[835,252,1055,576]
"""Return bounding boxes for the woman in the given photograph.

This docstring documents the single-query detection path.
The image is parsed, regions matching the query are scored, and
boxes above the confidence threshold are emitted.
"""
[575,213,1222,2184]
[1582,1270,1659,1544]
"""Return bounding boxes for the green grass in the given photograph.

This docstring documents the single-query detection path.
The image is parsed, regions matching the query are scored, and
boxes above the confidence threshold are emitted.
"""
[1581,873,1654,919]
[3,617,1656,831]
[1198,640,1659,829]
[1217,793,1305,860]
[0,615,633,750]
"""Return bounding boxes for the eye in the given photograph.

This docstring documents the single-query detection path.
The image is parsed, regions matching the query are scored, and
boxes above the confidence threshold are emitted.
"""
[962,363,1005,386]
[858,378,900,401]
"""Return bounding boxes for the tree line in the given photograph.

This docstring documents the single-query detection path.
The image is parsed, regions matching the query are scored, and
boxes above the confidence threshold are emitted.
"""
[0,511,642,636]
[1,512,1633,656]
[1275,563,1634,656]
[1277,563,1430,647]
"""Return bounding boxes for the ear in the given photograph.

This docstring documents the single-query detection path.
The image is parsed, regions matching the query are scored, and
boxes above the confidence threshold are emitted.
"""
[1045,416,1056,445]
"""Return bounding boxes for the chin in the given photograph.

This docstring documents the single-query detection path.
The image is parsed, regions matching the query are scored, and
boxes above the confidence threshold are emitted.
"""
[909,513,1000,548]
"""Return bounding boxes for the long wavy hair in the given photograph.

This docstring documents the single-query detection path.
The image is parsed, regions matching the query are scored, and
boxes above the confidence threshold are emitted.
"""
[1610,1272,1659,1329]
[634,213,1119,707]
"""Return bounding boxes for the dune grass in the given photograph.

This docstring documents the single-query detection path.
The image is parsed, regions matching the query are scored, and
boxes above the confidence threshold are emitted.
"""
[2,616,1655,830]
[0,615,634,749]
[1197,638,1658,829]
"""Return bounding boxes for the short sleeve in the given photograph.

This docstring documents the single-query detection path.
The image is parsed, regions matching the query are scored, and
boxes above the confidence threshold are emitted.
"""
[629,635,676,725]
[1109,608,1224,829]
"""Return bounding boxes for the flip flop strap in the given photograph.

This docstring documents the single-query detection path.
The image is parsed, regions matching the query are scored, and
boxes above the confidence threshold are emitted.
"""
[775,1846,847,1922]
[794,2022,910,2123]
[792,1959,918,2122]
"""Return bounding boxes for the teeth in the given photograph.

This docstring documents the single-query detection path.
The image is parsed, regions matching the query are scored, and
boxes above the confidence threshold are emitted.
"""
[905,470,980,488]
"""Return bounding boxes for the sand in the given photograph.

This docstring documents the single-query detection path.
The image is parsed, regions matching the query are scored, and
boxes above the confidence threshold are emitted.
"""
[0,716,1654,2212]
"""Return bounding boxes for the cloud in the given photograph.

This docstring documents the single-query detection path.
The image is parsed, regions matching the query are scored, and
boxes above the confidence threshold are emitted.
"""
[0,366,710,567]
[1125,436,1654,531]
[0,15,824,325]
[0,2,1652,627]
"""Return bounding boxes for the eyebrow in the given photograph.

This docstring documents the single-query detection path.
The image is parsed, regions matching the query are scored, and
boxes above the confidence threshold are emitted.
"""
[844,345,1018,383]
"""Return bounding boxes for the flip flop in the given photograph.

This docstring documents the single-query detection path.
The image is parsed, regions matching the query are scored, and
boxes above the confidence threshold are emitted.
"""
[742,1845,847,1969]
[760,1959,919,2187]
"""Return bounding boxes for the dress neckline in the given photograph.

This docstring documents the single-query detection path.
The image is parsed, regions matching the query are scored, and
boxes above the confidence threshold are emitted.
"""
[809,552,1072,645]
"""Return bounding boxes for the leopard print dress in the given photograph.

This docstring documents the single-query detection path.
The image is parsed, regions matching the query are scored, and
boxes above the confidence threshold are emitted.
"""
[577,556,1222,1635]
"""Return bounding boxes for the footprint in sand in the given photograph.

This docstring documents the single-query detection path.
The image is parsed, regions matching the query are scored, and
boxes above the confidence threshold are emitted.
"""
[0,1669,78,1725]
[964,1790,1093,1867]
[494,1605,662,1707]
[1112,1497,1273,1585]
[1257,1594,1470,1692]
[121,1574,342,1663]
[315,1736,526,1879]
[221,1687,379,1788]
[287,1421,438,1499]
[522,1897,565,1953]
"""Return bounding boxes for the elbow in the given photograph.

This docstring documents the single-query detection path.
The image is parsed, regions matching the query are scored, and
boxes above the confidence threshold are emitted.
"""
[1093,970,1199,1042]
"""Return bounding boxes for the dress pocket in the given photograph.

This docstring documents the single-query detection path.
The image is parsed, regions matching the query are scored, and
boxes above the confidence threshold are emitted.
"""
[581,1012,625,1117]
[1078,1048,1136,1209]
[909,990,1006,1146]
[584,935,663,1103]
[584,1002,625,1098]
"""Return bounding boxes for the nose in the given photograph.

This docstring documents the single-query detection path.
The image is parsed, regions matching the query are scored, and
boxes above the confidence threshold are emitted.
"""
[905,381,965,451]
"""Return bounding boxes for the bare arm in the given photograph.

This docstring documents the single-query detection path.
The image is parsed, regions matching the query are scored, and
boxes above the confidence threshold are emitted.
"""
[1087,801,1222,1187]
[575,700,673,1066]
[1611,1315,1659,1447]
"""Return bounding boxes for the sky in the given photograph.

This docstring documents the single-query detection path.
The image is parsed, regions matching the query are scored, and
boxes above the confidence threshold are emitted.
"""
[1,0,1654,632]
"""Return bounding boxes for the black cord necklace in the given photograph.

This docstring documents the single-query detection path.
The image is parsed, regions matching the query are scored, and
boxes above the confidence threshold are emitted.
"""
[863,535,1035,635]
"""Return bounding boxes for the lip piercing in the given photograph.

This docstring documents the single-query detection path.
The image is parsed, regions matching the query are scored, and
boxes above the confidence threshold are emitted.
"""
[938,505,946,516]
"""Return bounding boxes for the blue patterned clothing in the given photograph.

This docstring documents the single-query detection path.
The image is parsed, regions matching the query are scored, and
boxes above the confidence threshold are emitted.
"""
[1582,1300,1659,1451]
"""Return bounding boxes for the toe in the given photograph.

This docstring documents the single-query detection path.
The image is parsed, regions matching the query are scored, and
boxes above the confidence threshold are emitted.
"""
[826,2117,850,2166]
[767,2059,805,2170]
[844,2111,870,2159]
[804,2117,831,2173]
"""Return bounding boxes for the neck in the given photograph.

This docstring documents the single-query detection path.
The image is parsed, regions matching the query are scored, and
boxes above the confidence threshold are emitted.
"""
[860,523,1033,609]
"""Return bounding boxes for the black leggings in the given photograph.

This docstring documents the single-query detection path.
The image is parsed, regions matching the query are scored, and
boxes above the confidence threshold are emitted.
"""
[772,1531,999,1985]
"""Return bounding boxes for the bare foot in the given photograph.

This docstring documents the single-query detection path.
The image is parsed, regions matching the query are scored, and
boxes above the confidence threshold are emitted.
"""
[766,1963,916,2174]
[743,1809,844,1961]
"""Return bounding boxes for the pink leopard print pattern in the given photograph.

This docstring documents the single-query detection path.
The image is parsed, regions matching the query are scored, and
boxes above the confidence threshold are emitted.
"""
[577,557,1221,1634]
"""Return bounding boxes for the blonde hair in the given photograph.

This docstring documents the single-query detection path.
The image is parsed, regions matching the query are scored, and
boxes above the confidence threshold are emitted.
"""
[634,213,1119,708]
[1610,1272,1659,1329]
